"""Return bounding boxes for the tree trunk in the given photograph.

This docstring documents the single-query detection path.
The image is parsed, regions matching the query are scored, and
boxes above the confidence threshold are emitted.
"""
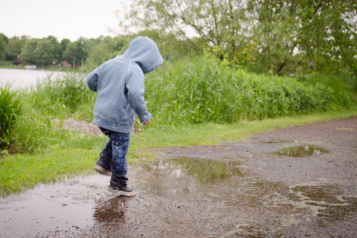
[229,0,236,53]
[276,61,286,75]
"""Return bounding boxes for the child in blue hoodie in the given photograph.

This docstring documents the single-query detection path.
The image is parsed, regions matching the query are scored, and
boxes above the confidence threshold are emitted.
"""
[87,36,163,196]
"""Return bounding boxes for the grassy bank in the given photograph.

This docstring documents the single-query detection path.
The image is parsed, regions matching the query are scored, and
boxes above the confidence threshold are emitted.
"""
[1,57,357,196]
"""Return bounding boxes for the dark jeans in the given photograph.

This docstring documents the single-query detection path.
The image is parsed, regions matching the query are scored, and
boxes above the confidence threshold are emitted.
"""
[96,127,130,187]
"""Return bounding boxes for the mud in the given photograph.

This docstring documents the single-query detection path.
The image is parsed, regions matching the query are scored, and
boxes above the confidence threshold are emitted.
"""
[1,117,356,237]
[51,118,104,136]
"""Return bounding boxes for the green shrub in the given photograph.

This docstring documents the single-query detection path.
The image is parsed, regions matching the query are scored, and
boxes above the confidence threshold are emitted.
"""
[0,86,22,144]
[145,58,355,124]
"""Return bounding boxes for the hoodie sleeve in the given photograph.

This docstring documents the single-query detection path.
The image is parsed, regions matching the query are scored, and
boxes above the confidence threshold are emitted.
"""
[87,67,100,92]
[126,66,152,123]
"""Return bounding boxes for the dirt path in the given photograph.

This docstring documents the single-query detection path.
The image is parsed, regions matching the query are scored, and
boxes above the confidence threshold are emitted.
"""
[0,117,356,237]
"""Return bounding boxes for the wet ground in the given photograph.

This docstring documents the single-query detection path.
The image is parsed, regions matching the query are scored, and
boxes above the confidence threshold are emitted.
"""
[1,117,356,237]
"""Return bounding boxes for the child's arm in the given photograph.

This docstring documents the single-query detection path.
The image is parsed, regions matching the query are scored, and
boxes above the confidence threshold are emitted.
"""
[87,68,100,92]
[126,68,152,124]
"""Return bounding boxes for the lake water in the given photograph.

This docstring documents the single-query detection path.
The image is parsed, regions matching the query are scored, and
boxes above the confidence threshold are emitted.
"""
[0,68,62,90]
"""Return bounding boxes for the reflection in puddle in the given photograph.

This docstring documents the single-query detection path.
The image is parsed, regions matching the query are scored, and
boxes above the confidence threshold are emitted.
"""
[139,157,243,184]
[272,145,329,157]
[93,196,130,224]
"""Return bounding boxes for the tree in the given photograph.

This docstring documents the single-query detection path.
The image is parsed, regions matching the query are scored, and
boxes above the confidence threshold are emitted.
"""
[5,36,28,61]
[62,37,88,65]
[87,35,129,64]
[20,39,38,63]
[0,33,8,60]
[249,0,357,74]
[44,35,60,63]
[119,0,357,74]
[33,39,56,68]
[118,0,251,57]
[59,38,71,62]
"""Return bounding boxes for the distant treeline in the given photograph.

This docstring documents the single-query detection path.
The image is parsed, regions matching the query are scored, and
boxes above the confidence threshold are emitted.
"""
[0,33,134,66]
[0,31,200,68]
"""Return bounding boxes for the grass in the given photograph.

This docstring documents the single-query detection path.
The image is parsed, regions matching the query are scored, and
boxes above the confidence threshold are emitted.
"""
[30,71,94,121]
[0,133,155,196]
[0,86,22,142]
[0,148,98,195]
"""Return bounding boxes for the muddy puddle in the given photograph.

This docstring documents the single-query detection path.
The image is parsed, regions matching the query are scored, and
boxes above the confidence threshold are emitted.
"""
[272,145,329,157]
[1,157,356,237]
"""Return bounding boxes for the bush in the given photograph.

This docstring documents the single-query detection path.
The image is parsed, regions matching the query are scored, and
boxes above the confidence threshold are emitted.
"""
[0,86,22,144]
[145,58,355,124]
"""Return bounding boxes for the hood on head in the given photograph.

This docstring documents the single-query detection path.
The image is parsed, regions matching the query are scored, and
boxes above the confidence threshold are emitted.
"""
[121,36,164,73]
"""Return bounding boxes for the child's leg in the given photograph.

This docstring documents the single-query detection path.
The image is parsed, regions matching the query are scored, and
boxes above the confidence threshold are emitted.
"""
[95,127,113,173]
[109,132,130,187]
[96,138,112,171]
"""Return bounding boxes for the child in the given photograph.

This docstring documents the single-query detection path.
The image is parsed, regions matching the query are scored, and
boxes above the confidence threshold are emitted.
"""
[87,36,163,196]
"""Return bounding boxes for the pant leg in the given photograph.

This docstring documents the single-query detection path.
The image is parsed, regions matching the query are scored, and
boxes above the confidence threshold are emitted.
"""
[96,138,112,171]
[110,132,130,187]
[95,127,112,171]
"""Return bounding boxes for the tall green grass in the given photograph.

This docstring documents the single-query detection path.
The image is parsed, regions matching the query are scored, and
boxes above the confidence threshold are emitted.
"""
[30,71,95,121]
[9,110,69,153]
[145,59,355,124]
[297,73,357,93]
[28,58,356,127]
[0,86,22,145]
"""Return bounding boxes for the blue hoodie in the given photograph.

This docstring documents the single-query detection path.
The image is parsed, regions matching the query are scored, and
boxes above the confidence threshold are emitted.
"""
[87,36,163,133]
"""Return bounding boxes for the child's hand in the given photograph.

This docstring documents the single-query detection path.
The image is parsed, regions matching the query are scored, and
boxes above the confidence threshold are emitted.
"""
[143,118,151,126]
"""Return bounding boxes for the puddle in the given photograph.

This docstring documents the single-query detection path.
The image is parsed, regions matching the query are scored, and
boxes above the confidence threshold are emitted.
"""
[140,157,244,184]
[0,157,355,237]
[272,145,329,157]
[290,185,357,222]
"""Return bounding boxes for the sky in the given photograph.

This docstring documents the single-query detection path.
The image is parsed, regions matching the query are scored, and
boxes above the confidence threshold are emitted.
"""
[0,0,126,41]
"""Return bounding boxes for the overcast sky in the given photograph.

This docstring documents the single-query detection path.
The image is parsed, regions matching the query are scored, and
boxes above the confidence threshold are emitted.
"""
[0,0,126,41]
